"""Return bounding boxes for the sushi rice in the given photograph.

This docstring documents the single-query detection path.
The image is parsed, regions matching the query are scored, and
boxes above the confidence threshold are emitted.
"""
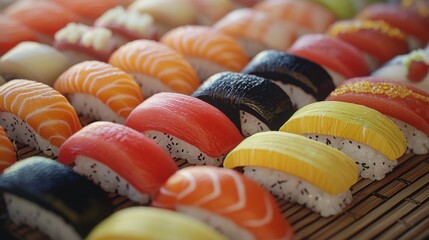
[389,117,429,155]
[128,73,172,97]
[239,110,270,137]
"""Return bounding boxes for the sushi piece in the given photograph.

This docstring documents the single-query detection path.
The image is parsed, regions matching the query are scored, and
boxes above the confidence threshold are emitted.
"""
[310,0,382,19]
[213,8,299,57]
[108,40,200,97]
[161,26,249,81]
[358,3,429,49]
[152,166,294,240]
[0,79,82,156]
[3,0,81,44]
[58,121,178,203]
[327,19,409,70]
[0,156,114,240]
[125,92,243,166]
[0,125,15,172]
[279,101,407,180]
[53,23,117,65]
[128,0,197,36]
[87,207,228,240]
[0,16,39,57]
[253,0,336,33]
[372,48,429,92]
[51,0,132,24]
[242,50,337,108]
[192,72,296,137]
[188,0,234,25]
[223,131,358,217]
[54,61,143,124]
[326,78,429,154]
[0,42,71,86]
[94,6,158,47]
[287,34,370,81]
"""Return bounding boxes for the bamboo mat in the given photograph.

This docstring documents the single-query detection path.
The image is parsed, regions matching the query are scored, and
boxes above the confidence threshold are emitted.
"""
[1,146,428,240]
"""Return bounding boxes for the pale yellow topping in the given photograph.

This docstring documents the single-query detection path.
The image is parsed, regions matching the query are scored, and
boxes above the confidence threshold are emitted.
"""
[279,101,407,160]
[328,20,406,39]
[224,131,358,194]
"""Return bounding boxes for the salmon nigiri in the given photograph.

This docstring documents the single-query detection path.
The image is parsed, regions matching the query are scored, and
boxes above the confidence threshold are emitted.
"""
[153,166,294,240]
[0,16,39,57]
[4,0,81,44]
[0,79,82,156]
[161,25,249,81]
[54,61,143,124]
[0,125,15,172]
[109,40,200,97]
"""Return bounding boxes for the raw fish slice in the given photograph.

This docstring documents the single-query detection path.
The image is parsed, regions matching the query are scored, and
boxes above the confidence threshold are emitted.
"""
[254,0,336,33]
[327,78,429,154]
[280,101,407,180]
[0,16,39,56]
[327,19,409,70]
[58,121,178,203]
[358,3,429,49]
[0,79,82,156]
[153,166,294,240]
[87,207,228,240]
[54,23,117,65]
[0,42,71,86]
[188,0,234,25]
[125,92,243,166]
[94,6,158,47]
[128,0,197,36]
[288,34,370,80]
[4,0,81,44]
[224,131,358,217]
[0,125,15,172]
[54,61,143,124]
[242,50,336,107]
[108,40,200,97]
[213,9,299,57]
[161,26,249,81]
[0,156,114,240]
[192,72,296,137]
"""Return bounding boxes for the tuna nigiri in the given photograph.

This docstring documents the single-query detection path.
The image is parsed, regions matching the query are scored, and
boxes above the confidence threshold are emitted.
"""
[54,61,143,124]
[0,125,15,172]
[0,42,71,86]
[0,79,82,156]
[280,101,407,180]
[0,16,39,57]
[224,131,358,217]
[125,92,243,166]
[87,207,228,240]
[161,26,249,81]
[58,122,178,203]
[213,8,299,57]
[0,156,114,240]
[326,78,429,154]
[4,0,81,44]
[254,0,336,33]
[152,166,294,240]
[108,40,200,97]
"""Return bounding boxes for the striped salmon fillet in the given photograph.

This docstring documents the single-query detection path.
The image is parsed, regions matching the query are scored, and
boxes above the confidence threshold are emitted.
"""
[109,40,200,95]
[153,166,294,240]
[0,79,82,148]
[54,61,143,119]
[160,26,249,72]
[0,126,15,172]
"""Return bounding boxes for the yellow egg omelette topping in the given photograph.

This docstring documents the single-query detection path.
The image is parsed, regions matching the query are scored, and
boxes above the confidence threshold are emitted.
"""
[224,131,358,194]
[331,81,429,103]
[279,101,407,160]
[328,19,406,40]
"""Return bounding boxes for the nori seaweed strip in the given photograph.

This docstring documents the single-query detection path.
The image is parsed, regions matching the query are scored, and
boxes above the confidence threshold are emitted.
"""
[0,157,114,238]
[192,72,296,134]
[242,50,336,101]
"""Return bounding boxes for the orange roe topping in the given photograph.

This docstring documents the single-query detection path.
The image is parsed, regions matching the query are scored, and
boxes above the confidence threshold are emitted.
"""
[331,81,429,102]
[328,20,406,40]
